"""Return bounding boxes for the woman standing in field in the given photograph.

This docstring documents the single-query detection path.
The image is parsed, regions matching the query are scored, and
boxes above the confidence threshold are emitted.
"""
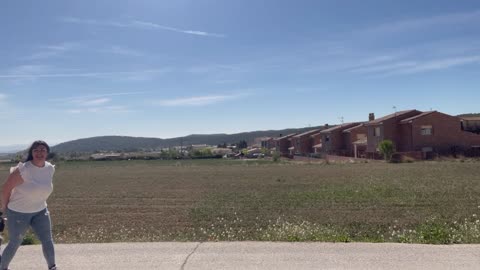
[0,140,57,270]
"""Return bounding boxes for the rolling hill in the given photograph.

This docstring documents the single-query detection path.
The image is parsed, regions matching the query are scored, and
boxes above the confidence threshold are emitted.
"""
[51,126,326,154]
[458,113,480,118]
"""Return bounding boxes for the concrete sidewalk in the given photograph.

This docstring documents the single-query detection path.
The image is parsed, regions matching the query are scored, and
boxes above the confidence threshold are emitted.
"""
[7,242,480,269]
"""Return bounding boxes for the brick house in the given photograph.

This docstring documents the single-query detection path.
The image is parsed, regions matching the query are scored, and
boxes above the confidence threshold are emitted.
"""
[289,129,321,156]
[260,137,276,149]
[342,123,368,158]
[320,123,363,155]
[274,133,297,156]
[461,117,480,134]
[311,132,323,154]
[398,111,480,157]
[364,110,480,158]
[365,110,422,157]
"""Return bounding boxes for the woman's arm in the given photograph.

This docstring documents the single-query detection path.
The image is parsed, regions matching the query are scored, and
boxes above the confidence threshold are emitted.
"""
[1,168,24,212]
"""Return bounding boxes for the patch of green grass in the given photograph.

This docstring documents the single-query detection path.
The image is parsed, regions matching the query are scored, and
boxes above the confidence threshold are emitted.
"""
[185,214,480,243]
[387,215,480,244]
[21,232,38,245]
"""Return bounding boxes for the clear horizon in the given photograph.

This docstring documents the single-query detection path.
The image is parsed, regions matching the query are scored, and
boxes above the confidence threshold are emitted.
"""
[1,1,480,147]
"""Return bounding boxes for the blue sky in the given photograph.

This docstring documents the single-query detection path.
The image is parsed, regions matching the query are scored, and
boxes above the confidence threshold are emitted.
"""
[1,0,480,147]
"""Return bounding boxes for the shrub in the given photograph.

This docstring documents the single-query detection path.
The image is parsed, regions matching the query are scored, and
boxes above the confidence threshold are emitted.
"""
[378,140,395,162]
[417,220,452,244]
[272,151,281,162]
[21,233,38,245]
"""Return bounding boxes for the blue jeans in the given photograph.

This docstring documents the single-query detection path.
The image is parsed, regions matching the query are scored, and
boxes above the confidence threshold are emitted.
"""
[0,208,56,269]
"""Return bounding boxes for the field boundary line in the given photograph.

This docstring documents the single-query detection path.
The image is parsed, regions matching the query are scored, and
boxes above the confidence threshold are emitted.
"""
[181,242,202,270]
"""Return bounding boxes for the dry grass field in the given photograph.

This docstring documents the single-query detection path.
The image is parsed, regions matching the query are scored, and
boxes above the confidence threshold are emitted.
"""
[1,159,479,244]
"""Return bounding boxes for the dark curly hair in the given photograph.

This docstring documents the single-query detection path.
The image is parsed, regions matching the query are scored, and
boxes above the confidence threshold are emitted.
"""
[25,140,50,162]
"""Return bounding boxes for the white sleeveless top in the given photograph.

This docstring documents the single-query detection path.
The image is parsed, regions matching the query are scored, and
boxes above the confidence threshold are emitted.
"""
[8,161,55,213]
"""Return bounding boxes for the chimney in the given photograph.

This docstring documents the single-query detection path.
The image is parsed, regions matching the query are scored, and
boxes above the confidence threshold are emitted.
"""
[279,134,282,138]
[369,113,375,121]
[325,124,329,128]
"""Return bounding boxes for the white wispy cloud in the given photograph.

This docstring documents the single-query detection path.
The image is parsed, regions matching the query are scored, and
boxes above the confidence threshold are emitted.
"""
[186,64,242,74]
[25,42,81,60]
[57,93,142,114]
[66,105,131,114]
[49,91,151,103]
[60,17,226,38]
[389,55,480,75]
[155,94,243,107]
[104,46,144,57]
[350,61,418,74]
[361,10,480,35]
[0,93,6,101]
[76,98,111,106]
[133,20,225,37]
[350,55,480,76]
[0,67,170,79]
[0,65,53,83]
[214,79,239,84]
[6,65,51,75]
[25,42,144,61]
[60,17,129,27]
[66,109,82,114]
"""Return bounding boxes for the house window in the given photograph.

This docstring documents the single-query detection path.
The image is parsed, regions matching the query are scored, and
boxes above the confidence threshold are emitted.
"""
[421,125,433,136]
[325,136,330,142]
[373,127,381,137]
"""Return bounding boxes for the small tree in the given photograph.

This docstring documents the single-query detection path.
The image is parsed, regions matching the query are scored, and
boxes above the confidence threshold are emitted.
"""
[272,151,281,162]
[379,140,395,162]
[168,149,180,159]
[159,150,170,159]
[12,154,23,163]
[47,152,60,162]
[192,148,213,158]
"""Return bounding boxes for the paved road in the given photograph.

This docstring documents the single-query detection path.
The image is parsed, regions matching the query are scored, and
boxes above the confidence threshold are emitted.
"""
[6,242,480,269]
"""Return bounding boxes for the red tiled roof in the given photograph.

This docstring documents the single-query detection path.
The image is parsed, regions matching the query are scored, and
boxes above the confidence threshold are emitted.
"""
[320,122,361,133]
[364,110,420,126]
[400,111,436,124]
[274,133,297,141]
[292,129,321,138]
[342,123,366,133]
[461,117,480,121]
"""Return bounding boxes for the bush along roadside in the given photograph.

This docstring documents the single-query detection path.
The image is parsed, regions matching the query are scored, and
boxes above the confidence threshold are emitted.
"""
[189,213,480,244]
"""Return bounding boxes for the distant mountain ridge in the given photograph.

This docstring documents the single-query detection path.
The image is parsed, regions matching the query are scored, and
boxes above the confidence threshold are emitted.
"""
[0,144,28,154]
[51,126,326,154]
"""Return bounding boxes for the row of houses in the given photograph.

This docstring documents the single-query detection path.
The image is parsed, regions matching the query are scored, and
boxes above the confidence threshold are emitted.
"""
[261,110,480,159]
